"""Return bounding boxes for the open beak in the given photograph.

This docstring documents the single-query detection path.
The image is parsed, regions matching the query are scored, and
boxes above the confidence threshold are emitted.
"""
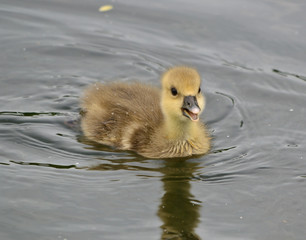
[181,96,201,121]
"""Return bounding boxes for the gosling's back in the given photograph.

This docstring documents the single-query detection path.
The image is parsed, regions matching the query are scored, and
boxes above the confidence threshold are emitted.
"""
[81,82,163,150]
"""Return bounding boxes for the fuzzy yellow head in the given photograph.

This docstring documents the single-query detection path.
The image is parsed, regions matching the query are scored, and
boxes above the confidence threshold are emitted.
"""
[161,66,205,123]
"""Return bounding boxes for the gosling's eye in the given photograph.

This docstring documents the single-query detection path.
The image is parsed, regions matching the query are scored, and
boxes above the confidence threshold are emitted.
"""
[198,87,201,93]
[171,87,178,96]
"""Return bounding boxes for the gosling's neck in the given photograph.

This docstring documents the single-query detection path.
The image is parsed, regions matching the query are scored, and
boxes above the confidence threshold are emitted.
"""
[162,115,198,141]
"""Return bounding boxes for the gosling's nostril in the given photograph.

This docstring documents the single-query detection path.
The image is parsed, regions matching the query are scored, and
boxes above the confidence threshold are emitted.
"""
[183,95,200,112]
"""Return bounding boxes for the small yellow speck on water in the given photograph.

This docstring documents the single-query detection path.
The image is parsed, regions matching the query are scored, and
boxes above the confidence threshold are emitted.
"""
[99,5,113,12]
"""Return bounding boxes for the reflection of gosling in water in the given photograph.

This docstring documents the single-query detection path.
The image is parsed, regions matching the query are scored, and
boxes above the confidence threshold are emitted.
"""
[80,66,211,158]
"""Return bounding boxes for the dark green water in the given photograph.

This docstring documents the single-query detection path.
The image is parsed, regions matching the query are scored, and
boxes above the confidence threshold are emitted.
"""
[1,0,306,239]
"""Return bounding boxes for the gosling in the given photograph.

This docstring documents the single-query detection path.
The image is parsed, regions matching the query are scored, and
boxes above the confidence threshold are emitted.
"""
[80,66,210,158]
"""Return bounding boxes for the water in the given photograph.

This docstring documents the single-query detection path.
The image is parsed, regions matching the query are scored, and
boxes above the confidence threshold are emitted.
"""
[1,0,306,239]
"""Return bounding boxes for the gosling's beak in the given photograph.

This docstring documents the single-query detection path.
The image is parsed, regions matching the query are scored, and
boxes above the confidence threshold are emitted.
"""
[182,96,200,121]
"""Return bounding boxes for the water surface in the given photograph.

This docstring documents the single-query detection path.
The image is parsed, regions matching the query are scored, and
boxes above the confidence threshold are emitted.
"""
[1,0,306,239]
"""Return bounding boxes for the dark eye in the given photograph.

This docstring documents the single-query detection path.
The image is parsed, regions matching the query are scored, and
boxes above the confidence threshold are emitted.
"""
[171,87,178,96]
[198,87,201,93]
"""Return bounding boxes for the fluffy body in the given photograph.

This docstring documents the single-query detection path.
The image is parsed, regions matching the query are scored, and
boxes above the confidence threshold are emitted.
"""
[81,67,210,158]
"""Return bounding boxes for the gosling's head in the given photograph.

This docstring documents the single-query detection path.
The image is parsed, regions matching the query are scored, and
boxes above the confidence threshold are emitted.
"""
[161,66,205,122]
